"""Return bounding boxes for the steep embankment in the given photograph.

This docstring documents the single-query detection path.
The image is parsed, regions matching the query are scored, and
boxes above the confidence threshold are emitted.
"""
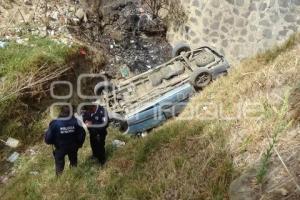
[0,34,299,199]
[0,0,173,75]
[0,36,105,177]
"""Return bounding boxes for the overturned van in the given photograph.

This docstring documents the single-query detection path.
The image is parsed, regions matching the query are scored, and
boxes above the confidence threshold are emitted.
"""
[95,45,230,134]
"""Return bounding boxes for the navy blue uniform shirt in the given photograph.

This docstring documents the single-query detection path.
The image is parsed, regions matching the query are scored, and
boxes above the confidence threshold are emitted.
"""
[82,106,109,134]
[45,116,86,150]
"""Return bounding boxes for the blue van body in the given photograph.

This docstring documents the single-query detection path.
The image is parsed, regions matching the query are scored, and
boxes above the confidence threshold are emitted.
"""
[97,47,230,134]
[125,83,195,134]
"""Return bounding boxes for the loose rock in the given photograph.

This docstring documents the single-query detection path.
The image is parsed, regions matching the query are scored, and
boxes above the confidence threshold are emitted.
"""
[112,140,126,148]
[24,0,32,6]
[50,11,59,21]
[75,8,87,22]
[278,188,289,196]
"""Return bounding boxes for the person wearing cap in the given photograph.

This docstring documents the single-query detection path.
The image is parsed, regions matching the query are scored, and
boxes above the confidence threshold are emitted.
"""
[45,105,86,175]
[82,103,109,165]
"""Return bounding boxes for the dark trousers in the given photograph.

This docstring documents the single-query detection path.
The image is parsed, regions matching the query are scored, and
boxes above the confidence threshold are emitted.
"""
[54,148,78,175]
[89,131,107,164]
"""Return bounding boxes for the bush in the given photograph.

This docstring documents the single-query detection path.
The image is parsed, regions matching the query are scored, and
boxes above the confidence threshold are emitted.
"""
[0,37,79,143]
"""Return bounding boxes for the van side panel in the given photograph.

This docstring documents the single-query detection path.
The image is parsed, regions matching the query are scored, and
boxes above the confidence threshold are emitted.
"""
[126,83,195,134]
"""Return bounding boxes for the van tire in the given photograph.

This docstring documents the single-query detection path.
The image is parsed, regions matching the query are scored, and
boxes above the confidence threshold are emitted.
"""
[94,81,114,95]
[190,69,212,89]
[172,43,191,57]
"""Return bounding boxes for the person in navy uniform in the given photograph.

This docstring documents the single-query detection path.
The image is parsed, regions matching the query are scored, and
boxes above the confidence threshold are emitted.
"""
[45,105,86,175]
[82,103,109,165]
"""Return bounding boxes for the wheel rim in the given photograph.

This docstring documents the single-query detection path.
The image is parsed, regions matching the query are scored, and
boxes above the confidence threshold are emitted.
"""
[177,47,191,56]
[195,73,210,87]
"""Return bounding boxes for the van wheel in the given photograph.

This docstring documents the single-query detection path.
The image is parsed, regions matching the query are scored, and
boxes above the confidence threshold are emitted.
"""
[190,69,212,89]
[94,81,114,95]
[172,43,191,57]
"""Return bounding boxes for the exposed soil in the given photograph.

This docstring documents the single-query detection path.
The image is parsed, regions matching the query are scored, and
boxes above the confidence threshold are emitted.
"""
[0,0,172,77]
[68,0,172,76]
[0,0,172,183]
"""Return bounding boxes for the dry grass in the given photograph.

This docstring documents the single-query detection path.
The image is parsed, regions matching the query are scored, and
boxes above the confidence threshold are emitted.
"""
[101,121,233,200]
[181,33,300,197]
[0,37,80,145]
[0,121,233,200]
[0,34,299,199]
[288,83,300,123]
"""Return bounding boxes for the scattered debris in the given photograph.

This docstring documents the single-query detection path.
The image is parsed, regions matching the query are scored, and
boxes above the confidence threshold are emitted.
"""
[0,175,9,184]
[29,171,39,176]
[75,8,87,23]
[7,152,20,163]
[25,148,37,156]
[49,11,59,21]
[278,188,289,196]
[0,137,19,148]
[120,66,130,78]
[24,0,33,6]
[0,169,17,184]
[68,0,172,76]
[0,41,7,48]
[112,140,126,148]
[16,38,29,45]
[0,0,172,77]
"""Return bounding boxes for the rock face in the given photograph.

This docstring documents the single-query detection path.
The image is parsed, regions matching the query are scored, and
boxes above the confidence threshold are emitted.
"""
[167,0,300,64]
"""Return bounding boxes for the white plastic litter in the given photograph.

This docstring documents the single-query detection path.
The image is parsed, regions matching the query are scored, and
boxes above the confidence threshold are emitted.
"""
[7,152,20,163]
[0,137,19,148]
[141,132,148,138]
[6,138,19,148]
[29,171,39,176]
[112,140,126,148]
[0,41,7,48]
[16,38,29,45]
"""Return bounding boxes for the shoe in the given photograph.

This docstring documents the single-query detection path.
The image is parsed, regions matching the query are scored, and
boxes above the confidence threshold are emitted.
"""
[99,158,106,166]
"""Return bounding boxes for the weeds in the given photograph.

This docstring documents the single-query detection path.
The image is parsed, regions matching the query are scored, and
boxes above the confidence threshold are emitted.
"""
[256,92,292,184]
[0,31,299,200]
[0,37,79,143]
[256,135,275,184]
[103,121,233,200]
[0,37,76,77]
[256,33,300,64]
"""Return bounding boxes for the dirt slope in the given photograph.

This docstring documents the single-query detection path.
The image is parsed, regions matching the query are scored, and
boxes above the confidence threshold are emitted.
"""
[0,34,299,199]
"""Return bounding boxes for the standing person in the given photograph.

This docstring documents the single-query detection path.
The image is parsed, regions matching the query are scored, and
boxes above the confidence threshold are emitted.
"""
[45,105,86,176]
[82,103,109,165]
